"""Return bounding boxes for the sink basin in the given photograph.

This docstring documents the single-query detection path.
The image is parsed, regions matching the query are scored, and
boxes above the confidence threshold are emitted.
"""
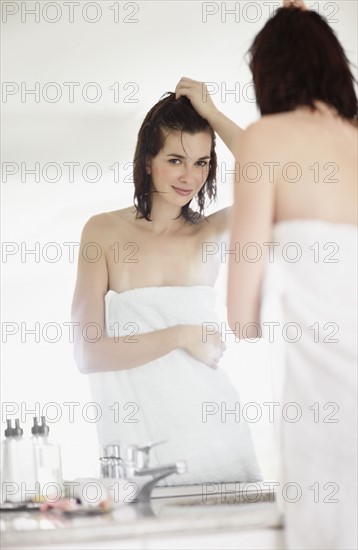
[151,480,276,504]
[68,478,275,509]
[147,482,281,532]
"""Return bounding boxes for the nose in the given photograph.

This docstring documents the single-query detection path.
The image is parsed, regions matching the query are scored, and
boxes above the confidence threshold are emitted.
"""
[179,165,196,185]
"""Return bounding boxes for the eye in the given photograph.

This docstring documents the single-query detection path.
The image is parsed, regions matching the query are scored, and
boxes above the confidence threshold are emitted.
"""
[168,158,181,165]
[196,160,209,167]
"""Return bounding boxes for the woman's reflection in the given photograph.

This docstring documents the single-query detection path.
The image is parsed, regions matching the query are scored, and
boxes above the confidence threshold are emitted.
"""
[71,93,261,485]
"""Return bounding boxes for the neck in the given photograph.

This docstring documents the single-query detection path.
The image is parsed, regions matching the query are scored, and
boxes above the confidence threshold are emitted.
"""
[144,194,186,234]
[298,100,339,117]
[315,100,339,115]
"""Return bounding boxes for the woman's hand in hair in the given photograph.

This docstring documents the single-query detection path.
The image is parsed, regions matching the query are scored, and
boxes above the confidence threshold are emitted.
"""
[175,76,245,152]
[175,77,219,122]
[283,0,308,10]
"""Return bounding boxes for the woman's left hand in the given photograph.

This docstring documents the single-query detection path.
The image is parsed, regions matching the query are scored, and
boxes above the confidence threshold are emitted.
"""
[283,0,308,10]
[175,77,219,121]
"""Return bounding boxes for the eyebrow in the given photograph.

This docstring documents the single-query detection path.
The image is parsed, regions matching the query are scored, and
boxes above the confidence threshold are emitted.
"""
[166,153,211,160]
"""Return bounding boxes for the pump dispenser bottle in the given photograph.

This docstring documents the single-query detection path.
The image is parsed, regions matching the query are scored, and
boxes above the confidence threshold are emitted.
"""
[1,419,36,503]
[31,416,63,499]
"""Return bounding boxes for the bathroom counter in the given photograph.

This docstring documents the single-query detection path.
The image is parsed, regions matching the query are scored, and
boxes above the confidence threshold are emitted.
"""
[1,483,284,550]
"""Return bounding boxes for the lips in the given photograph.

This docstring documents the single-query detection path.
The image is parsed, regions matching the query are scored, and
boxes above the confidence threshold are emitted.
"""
[172,186,193,197]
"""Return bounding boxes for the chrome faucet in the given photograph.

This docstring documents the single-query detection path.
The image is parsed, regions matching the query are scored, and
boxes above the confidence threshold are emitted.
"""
[134,461,187,503]
[99,440,187,504]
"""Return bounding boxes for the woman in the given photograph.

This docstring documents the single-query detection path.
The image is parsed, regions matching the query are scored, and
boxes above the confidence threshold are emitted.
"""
[71,92,262,485]
[175,0,357,547]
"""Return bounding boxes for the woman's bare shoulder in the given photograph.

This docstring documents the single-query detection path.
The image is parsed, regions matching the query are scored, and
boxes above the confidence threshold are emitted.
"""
[84,207,136,230]
[246,108,358,137]
[236,109,357,154]
[233,115,284,159]
[244,112,294,138]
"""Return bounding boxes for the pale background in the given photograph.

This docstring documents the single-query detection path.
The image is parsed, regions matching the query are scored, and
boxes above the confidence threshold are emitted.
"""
[1,0,357,481]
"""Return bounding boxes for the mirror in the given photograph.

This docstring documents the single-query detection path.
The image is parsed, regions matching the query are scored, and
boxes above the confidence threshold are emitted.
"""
[2,0,356,490]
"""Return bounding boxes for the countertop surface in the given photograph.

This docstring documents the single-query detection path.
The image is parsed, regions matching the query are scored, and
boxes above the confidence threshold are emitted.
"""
[1,484,283,548]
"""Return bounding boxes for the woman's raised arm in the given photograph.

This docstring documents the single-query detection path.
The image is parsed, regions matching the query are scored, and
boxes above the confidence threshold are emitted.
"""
[175,77,244,154]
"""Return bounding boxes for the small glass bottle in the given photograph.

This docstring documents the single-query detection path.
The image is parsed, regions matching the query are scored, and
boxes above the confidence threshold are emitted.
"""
[31,416,63,501]
[1,419,37,503]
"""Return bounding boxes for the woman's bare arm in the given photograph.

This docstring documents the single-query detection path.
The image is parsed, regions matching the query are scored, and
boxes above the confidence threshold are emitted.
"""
[71,215,188,374]
[71,215,225,373]
[175,77,244,153]
[227,123,275,339]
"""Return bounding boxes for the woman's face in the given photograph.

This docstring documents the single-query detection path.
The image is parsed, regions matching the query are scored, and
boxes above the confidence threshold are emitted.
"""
[147,130,212,206]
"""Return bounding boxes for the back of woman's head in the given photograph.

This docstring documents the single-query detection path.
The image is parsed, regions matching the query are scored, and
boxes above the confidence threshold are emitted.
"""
[133,92,217,223]
[248,6,357,119]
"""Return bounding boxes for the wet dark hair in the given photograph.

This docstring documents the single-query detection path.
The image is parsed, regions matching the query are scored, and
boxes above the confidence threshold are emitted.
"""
[248,6,357,120]
[133,92,217,223]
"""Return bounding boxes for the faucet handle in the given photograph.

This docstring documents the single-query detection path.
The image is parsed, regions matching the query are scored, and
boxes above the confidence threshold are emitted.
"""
[137,439,167,453]
[136,440,168,469]
[100,439,170,478]
[174,461,187,475]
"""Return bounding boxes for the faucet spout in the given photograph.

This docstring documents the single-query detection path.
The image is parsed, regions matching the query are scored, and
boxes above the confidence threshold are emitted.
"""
[136,461,187,478]
[99,440,187,505]
[135,461,187,503]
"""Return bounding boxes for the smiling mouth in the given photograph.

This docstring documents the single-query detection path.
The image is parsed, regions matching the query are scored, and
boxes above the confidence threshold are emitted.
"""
[172,186,193,196]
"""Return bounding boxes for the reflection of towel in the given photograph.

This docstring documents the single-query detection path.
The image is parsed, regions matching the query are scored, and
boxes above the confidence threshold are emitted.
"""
[89,285,262,485]
[261,220,357,550]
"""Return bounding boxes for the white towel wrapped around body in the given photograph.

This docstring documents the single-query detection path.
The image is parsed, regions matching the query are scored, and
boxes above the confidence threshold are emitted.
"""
[88,285,262,485]
[261,220,357,550]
